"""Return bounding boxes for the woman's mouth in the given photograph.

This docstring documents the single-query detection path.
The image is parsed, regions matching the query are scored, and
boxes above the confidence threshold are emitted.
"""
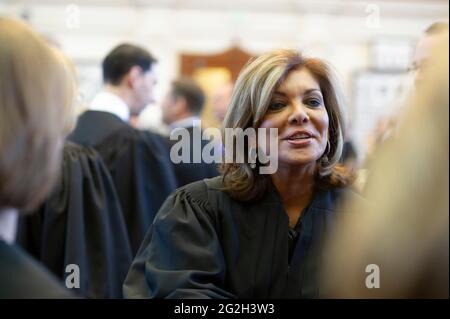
[282,131,314,147]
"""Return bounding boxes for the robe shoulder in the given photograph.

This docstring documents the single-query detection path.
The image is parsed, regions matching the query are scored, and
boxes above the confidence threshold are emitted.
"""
[123,177,236,299]
[158,176,229,223]
[16,142,132,298]
[92,128,178,254]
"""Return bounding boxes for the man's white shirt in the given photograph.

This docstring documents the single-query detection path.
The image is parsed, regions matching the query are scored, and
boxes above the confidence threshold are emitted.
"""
[89,91,130,122]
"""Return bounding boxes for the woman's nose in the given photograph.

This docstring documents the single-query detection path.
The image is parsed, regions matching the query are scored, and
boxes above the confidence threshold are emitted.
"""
[288,101,310,125]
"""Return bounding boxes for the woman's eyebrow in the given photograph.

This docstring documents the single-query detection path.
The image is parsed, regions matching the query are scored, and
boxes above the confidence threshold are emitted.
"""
[304,89,322,95]
[274,88,322,97]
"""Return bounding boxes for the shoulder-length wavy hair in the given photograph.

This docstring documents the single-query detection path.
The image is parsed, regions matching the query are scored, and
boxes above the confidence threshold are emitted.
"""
[0,17,76,212]
[220,49,354,202]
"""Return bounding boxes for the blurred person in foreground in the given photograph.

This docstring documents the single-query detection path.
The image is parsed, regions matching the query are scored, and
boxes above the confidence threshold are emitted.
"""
[16,52,132,298]
[321,38,449,298]
[411,21,448,87]
[0,17,74,298]
[123,49,358,298]
[359,22,448,192]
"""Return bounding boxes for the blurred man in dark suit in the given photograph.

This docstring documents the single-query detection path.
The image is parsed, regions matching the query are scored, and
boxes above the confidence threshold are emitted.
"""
[162,78,220,187]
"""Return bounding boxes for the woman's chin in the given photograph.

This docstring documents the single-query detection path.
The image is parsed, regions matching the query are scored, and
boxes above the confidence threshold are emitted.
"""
[277,155,317,168]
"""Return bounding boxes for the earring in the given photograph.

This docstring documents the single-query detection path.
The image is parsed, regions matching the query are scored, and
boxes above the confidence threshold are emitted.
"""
[248,146,258,169]
[326,140,331,156]
[321,140,331,164]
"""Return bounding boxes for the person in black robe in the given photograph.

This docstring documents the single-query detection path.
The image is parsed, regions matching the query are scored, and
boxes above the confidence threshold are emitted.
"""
[123,49,358,298]
[94,128,178,254]
[0,17,75,298]
[16,142,133,298]
[168,125,220,187]
[124,177,360,298]
[161,78,220,187]
[68,44,177,254]
[69,109,126,147]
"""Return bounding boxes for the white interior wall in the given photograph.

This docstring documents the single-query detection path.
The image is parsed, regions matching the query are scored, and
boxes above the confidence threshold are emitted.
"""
[1,0,448,160]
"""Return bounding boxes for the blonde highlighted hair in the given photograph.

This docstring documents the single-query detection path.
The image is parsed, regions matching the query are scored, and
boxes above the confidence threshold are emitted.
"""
[220,49,353,202]
[50,47,78,135]
[0,17,75,211]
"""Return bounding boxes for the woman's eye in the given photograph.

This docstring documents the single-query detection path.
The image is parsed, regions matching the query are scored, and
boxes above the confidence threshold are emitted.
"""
[306,99,322,107]
[269,102,286,110]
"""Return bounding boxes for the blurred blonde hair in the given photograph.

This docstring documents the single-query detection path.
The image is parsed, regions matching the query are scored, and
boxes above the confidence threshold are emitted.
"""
[322,39,449,298]
[0,17,75,211]
[220,49,353,202]
[50,47,78,135]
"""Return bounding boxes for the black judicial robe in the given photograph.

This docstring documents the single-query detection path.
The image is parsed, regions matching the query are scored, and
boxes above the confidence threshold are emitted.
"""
[68,110,178,254]
[123,176,360,299]
[0,240,74,298]
[168,126,220,187]
[94,126,178,255]
[16,142,132,298]
[68,110,125,147]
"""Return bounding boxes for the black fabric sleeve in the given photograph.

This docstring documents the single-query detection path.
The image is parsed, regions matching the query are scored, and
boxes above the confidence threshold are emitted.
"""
[95,129,178,254]
[123,182,235,299]
[16,142,132,298]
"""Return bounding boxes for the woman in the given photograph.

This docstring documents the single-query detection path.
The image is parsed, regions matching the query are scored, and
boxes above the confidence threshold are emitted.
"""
[16,51,133,298]
[0,17,74,298]
[123,49,357,298]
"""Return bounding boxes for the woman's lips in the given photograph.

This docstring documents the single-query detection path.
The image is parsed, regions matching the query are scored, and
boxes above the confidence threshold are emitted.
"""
[283,137,313,147]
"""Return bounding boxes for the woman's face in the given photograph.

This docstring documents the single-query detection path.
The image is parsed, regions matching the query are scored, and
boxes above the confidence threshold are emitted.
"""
[259,67,329,170]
